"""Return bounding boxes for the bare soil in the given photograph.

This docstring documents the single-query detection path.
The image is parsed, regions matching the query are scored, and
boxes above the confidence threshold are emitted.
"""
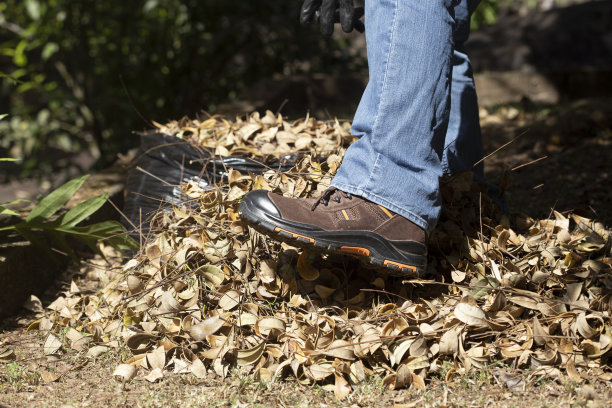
[481,97,612,225]
[1,324,610,408]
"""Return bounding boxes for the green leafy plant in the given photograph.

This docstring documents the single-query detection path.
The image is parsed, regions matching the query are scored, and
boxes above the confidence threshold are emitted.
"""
[0,174,138,260]
[471,0,500,30]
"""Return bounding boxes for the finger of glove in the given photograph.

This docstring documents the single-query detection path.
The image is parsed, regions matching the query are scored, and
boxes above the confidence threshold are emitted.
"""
[319,0,338,36]
[300,0,322,25]
[354,7,364,20]
[332,6,363,30]
[353,7,364,33]
[338,0,355,33]
[354,19,365,33]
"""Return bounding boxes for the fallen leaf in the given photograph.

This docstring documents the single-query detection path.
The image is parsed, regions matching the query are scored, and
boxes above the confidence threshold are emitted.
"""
[43,334,62,356]
[86,345,110,358]
[334,373,351,400]
[145,367,164,383]
[454,298,488,327]
[191,358,207,379]
[113,364,137,382]
[40,371,59,383]
[218,290,241,311]
[0,347,15,361]
[237,342,265,366]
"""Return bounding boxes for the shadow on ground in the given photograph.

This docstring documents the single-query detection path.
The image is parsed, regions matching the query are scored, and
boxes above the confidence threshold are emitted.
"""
[481,97,612,225]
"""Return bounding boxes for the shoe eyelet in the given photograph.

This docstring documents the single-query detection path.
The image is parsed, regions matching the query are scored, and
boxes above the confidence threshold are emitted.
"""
[334,197,341,203]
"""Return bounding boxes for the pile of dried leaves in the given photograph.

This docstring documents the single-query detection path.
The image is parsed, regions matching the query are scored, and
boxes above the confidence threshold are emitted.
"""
[33,112,611,398]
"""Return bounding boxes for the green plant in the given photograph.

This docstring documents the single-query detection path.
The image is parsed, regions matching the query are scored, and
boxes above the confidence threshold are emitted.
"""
[471,0,500,30]
[2,362,40,389]
[0,174,137,259]
[5,362,20,382]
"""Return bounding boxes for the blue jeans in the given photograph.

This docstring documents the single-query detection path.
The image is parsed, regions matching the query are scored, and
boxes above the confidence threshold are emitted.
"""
[331,0,483,234]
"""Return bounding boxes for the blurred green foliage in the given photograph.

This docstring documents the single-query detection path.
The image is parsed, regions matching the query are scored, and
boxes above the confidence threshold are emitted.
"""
[0,0,362,176]
[471,0,567,30]
[0,0,563,177]
[472,0,501,30]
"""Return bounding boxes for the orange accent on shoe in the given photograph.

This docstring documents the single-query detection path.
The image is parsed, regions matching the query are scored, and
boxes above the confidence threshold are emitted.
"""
[378,205,394,218]
[341,246,370,256]
[383,260,417,273]
[273,227,315,243]
[341,209,350,220]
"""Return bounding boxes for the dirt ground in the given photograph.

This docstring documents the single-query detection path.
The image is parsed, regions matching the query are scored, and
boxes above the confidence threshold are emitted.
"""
[481,97,612,225]
[1,323,610,408]
[1,98,611,407]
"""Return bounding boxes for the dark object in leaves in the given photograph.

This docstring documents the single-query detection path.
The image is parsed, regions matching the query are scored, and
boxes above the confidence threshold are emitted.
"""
[123,132,295,234]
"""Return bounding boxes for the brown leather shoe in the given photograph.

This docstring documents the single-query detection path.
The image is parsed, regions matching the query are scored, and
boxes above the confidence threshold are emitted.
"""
[239,188,427,277]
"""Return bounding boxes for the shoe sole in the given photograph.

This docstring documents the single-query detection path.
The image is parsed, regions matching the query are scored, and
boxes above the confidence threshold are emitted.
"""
[238,196,427,278]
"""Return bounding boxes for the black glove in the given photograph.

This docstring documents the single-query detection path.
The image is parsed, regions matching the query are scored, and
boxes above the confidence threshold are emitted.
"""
[300,0,365,37]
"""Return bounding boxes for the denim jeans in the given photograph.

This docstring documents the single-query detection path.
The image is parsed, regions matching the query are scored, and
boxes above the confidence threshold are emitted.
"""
[331,0,483,234]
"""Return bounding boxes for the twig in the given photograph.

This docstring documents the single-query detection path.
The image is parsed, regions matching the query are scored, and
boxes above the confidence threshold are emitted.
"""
[119,74,153,128]
[511,155,548,171]
[275,98,289,116]
[471,129,529,169]
[135,166,177,186]
[106,198,138,231]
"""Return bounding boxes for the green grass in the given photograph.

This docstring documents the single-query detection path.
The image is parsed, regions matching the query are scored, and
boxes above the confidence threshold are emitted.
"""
[1,362,41,391]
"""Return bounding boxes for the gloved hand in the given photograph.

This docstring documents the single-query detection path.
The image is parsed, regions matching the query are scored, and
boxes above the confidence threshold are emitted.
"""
[300,0,365,37]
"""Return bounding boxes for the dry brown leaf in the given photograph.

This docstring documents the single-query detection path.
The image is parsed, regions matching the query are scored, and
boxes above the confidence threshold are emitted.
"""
[145,368,164,383]
[33,112,612,391]
[334,373,351,400]
[566,360,583,383]
[40,371,59,383]
[191,315,225,341]
[305,363,334,381]
[411,372,426,390]
[218,290,241,311]
[86,345,109,358]
[191,358,208,379]
[113,364,137,382]
[390,339,414,366]
[23,295,44,313]
[323,340,355,361]
[349,361,367,384]
[297,250,319,281]
[147,346,166,371]
[454,298,488,327]
[0,347,15,362]
[439,328,460,356]
[237,342,265,367]
[43,333,62,356]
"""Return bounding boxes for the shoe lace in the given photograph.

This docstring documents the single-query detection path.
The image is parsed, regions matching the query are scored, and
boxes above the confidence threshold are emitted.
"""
[311,188,352,211]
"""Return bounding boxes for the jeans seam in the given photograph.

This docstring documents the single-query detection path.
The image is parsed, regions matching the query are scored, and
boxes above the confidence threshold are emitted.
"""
[365,0,399,190]
[441,153,451,175]
[364,153,382,190]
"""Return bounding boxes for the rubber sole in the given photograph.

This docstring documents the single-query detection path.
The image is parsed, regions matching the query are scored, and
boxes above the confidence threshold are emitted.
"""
[238,195,427,278]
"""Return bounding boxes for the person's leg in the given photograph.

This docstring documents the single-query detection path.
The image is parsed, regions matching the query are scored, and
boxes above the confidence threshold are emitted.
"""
[330,0,458,235]
[442,0,484,179]
[240,0,458,276]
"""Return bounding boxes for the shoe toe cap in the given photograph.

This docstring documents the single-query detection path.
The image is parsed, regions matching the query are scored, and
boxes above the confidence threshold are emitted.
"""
[240,190,281,218]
